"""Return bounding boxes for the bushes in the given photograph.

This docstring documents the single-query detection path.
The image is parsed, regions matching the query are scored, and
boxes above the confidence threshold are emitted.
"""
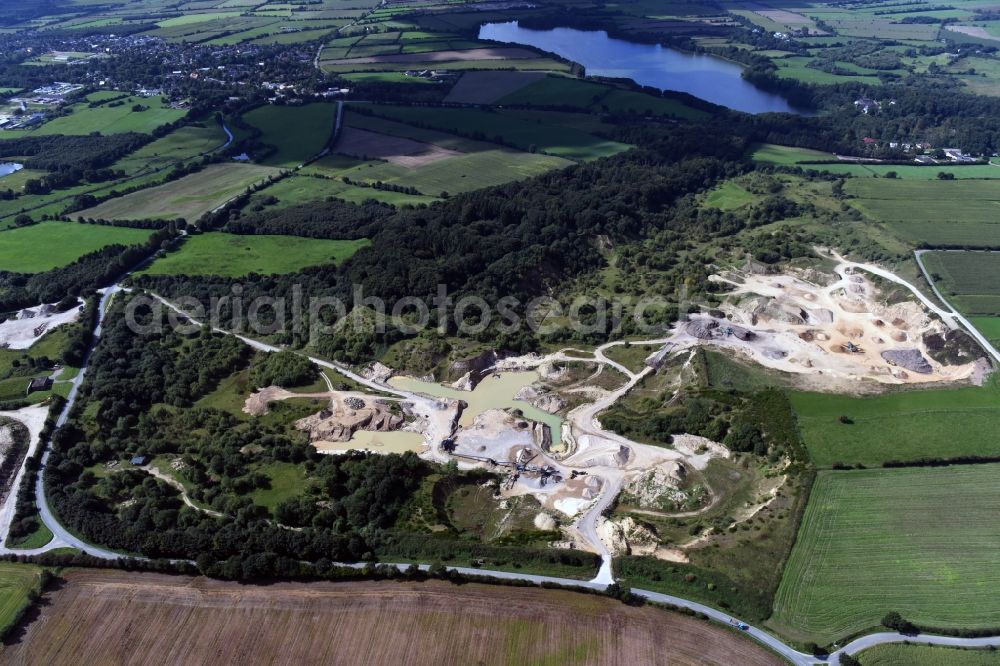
[375,532,600,577]
[225,195,393,239]
[0,133,151,172]
[60,294,98,367]
[7,396,63,544]
[882,610,1000,638]
[733,389,807,461]
[882,611,919,634]
[883,454,1000,468]
[0,568,47,642]
[615,556,774,621]
[250,350,318,389]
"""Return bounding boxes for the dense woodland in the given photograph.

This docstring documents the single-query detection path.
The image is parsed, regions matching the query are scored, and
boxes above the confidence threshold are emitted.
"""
[604,387,805,461]
[250,350,318,389]
[137,123,753,357]
[0,133,154,197]
[134,120,842,359]
[217,196,394,239]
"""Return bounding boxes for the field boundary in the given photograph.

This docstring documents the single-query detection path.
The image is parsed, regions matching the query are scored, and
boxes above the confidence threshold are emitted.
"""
[914,249,1000,362]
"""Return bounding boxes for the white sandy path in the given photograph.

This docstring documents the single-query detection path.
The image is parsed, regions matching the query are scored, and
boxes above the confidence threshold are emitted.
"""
[139,464,225,518]
[0,404,60,552]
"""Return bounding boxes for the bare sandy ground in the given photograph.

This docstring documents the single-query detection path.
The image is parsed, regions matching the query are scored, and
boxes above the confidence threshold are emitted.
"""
[244,385,404,447]
[149,248,996,582]
[323,47,541,64]
[474,255,989,565]
[0,303,81,350]
[0,426,12,458]
[335,127,460,168]
[0,404,48,539]
[946,24,1000,41]
[697,265,979,385]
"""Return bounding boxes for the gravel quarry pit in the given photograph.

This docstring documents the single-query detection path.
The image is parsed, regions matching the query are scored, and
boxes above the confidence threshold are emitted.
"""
[244,387,405,444]
[689,265,983,385]
[232,250,989,573]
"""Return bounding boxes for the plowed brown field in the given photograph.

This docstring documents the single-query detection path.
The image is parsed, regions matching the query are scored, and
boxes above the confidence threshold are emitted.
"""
[1,571,783,666]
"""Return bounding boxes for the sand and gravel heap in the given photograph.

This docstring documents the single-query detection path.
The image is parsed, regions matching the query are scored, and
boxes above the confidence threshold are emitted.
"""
[534,512,557,530]
[0,423,14,459]
[677,264,985,385]
[296,395,403,442]
[881,349,933,374]
[617,464,694,514]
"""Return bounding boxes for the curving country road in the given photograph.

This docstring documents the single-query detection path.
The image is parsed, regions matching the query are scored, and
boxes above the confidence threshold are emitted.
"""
[0,286,130,559]
[28,284,132,560]
[4,262,1000,663]
[912,249,1000,363]
[831,631,1000,665]
[834,250,1000,364]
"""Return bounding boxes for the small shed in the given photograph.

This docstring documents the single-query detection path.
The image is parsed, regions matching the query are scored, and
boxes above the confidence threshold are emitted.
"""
[130,455,149,466]
[25,377,52,395]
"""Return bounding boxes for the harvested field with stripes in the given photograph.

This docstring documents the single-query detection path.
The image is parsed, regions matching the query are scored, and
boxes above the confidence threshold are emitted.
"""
[5,571,784,666]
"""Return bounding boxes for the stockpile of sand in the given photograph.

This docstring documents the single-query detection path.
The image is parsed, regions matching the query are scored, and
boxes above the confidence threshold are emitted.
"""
[698,265,983,386]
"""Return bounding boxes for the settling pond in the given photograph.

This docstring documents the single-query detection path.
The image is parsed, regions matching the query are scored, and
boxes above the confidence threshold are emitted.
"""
[323,370,564,455]
[479,21,801,114]
[391,371,563,443]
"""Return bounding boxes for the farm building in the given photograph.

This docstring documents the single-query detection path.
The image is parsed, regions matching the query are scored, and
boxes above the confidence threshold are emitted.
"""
[25,377,52,395]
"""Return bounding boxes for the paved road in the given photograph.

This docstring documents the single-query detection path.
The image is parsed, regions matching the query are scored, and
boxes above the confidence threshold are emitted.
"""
[151,293,409,398]
[835,252,1000,364]
[10,268,1000,663]
[912,249,1000,363]
[0,405,71,556]
[831,632,1000,664]
[219,123,234,151]
[631,588,813,665]
[335,561,810,663]
[339,565,1000,665]
[30,285,129,560]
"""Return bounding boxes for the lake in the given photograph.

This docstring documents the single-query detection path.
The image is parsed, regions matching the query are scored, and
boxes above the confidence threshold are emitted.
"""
[316,430,425,455]
[0,163,24,178]
[478,22,801,114]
